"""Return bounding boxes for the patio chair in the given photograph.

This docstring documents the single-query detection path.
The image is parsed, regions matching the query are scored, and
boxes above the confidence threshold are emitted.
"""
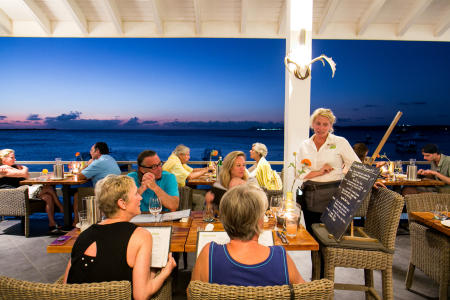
[312,188,404,300]
[0,185,46,237]
[0,275,131,300]
[405,193,449,300]
[187,279,333,300]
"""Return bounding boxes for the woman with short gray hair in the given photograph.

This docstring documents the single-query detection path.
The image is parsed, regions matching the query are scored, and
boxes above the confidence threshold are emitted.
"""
[192,184,304,286]
[248,142,282,190]
[163,144,212,187]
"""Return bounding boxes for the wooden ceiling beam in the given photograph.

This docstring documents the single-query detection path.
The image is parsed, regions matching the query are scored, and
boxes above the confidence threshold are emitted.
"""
[20,0,51,34]
[397,0,432,36]
[193,0,201,35]
[278,0,286,35]
[0,8,11,35]
[61,0,88,35]
[357,0,386,36]
[317,0,341,34]
[434,9,450,37]
[102,0,123,35]
[150,0,163,34]
[241,0,248,34]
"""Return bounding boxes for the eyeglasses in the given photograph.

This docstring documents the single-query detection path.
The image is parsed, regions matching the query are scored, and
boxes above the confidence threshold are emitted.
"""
[139,161,163,170]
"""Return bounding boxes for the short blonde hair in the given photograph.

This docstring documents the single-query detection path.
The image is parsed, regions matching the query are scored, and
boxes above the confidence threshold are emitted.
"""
[220,184,268,241]
[310,108,336,133]
[252,143,268,158]
[220,151,248,189]
[95,175,136,218]
[173,144,190,156]
[0,149,14,164]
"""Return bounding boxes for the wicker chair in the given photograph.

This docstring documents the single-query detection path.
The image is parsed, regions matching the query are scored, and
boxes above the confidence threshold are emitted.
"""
[0,275,132,300]
[0,185,46,237]
[312,188,404,300]
[187,279,333,300]
[405,193,449,300]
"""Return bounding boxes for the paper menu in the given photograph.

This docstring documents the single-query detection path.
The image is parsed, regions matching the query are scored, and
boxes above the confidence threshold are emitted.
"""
[196,230,274,257]
[130,209,191,223]
[143,226,172,268]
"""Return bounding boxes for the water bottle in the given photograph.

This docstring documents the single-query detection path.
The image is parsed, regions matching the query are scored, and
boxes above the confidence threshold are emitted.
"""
[53,158,64,179]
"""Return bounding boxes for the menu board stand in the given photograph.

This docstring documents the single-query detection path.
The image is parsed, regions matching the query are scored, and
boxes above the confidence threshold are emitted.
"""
[320,162,379,241]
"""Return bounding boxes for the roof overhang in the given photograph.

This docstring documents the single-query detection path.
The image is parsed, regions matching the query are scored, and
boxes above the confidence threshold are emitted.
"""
[0,0,448,41]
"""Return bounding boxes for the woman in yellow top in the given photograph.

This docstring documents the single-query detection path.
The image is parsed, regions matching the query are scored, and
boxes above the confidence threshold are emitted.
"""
[248,143,282,190]
[162,145,212,187]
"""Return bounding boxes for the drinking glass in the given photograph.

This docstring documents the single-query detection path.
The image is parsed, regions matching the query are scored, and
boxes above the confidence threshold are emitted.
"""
[78,211,90,232]
[438,203,448,221]
[394,160,403,180]
[202,203,215,222]
[270,196,283,229]
[149,196,162,221]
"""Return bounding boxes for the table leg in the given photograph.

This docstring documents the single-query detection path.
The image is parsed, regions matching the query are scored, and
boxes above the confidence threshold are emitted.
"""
[62,185,72,229]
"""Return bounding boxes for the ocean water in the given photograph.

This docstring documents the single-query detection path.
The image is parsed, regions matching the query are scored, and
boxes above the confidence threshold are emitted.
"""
[1,126,448,172]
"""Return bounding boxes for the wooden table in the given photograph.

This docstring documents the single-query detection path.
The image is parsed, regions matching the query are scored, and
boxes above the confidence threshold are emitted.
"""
[47,216,193,253]
[21,174,88,229]
[377,178,445,187]
[410,211,450,236]
[186,175,216,187]
[184,211,319,253]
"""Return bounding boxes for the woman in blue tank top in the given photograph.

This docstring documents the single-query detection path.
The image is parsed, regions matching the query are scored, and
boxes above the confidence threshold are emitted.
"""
[191,184,304,286]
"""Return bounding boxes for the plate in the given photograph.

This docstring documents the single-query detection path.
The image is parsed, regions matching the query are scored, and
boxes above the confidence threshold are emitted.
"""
[49,177,64,180]
[405,179,421,182]
[64,173,74,177]
[75,222,81,229]
[441,220,450,227]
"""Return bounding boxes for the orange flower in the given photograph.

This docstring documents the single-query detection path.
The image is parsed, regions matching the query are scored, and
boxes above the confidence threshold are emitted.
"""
[301,159,312,167]
[42,169,48,174]
[210,150,218,156]
[75,152,80,157]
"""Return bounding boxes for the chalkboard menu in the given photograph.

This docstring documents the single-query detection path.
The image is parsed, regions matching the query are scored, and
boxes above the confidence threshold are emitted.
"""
[320,162,379,240]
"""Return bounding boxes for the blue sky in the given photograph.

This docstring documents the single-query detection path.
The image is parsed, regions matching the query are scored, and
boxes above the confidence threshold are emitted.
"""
[0,37,448,129]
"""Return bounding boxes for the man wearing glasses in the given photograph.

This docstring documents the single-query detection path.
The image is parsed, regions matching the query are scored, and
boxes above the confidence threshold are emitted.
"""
[128,150,179,212]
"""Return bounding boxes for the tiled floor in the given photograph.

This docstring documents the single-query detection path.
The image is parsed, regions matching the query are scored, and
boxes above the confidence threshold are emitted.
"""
[0,215,441,299]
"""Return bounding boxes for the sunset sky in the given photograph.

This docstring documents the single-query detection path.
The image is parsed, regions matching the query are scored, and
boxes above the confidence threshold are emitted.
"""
[0,37,448,129]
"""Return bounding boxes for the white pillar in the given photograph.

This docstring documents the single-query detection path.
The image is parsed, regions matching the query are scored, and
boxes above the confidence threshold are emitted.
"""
[283,0,313,193]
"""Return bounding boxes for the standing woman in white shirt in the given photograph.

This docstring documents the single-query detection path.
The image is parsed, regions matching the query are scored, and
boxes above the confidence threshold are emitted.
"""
[297,108,360,233]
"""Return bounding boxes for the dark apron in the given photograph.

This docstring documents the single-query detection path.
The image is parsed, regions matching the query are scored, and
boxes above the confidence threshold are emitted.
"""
[298,180,341,213]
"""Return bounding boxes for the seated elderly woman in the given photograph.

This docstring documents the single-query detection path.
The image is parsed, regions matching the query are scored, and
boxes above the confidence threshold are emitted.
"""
[192,184,304,285]
[63,175,176,299]
[248,142,282,190]
[162,144,212,187]
[206,151,249,206]
[0,149,63,234]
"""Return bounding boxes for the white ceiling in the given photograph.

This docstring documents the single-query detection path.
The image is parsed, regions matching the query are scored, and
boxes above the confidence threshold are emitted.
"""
[0,0,449,41]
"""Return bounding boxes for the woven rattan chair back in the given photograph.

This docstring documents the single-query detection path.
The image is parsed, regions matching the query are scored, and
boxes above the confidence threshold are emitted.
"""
[364,188,404,250]
[0,275,131,300]
[187,279,333,300]
[405,193,449,217]
[0,186,46,237]
[405,193,449,300]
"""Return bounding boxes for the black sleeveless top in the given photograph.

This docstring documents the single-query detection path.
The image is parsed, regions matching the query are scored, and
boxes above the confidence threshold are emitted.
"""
[67,222,137,284]
[0,165,25,189]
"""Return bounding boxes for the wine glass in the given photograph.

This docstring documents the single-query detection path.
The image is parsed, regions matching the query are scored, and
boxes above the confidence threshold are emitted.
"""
[149,196,162,221]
